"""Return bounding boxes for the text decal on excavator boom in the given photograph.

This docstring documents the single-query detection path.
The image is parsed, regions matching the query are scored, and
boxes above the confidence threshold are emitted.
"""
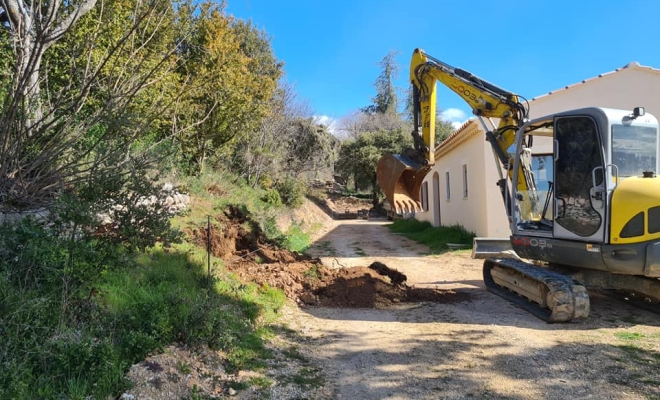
[423,105,431,128]
[450,83,485,105]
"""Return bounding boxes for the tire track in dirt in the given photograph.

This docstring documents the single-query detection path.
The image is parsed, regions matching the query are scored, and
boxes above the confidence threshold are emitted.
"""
[284,219,660,400]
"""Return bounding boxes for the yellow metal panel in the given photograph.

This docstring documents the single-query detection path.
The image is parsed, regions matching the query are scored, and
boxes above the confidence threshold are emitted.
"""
[610,176,660,244]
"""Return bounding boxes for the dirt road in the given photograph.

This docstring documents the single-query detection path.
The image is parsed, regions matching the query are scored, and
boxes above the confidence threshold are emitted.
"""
[280,219,660,399]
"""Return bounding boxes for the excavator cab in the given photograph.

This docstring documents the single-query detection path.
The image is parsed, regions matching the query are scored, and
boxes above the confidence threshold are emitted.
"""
[376,153,430,213]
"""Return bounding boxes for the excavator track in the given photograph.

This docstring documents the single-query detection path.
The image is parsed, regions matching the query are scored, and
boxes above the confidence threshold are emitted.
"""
[483,258,590,322]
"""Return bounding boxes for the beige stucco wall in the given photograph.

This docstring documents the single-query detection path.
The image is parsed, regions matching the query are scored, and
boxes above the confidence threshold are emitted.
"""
[529,65,660,119]
[416,121,511,237]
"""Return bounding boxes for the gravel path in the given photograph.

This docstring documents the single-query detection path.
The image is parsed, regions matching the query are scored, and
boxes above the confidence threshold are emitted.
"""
[276,219,660,399]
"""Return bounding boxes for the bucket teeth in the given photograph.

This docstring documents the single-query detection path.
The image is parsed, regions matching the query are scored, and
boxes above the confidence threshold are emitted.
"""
[394,198,421,214]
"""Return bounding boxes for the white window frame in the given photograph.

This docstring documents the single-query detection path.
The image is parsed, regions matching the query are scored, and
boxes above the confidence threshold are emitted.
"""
[445,171,451,201]
[421,181,429,211]
[462,164,468,198]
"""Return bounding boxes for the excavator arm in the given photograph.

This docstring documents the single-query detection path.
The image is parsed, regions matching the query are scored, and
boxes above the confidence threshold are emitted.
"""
[377,48,532,214]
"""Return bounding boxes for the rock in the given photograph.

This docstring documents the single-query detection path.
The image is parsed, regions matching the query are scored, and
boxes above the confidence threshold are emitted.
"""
[299,292,318,305]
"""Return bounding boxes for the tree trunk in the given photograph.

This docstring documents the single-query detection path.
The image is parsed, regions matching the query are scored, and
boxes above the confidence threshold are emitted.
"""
[3,0,98,133]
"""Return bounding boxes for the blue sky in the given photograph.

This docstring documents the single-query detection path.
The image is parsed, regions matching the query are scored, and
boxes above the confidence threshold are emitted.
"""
[226,0,660,130]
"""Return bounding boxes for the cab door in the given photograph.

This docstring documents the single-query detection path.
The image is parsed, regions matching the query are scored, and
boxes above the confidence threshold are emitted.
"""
[553,115,606,242]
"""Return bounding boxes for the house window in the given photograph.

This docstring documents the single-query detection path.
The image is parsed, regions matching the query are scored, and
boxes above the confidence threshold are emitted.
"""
[421,182,429,211]
[462,164,468,198]
[445,171,450,200]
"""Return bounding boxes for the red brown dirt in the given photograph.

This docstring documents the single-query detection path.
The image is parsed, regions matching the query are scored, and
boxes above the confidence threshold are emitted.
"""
[187,205,468,308]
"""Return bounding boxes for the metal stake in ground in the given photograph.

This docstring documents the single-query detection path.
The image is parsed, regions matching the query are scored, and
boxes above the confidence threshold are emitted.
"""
[207,215,211,287]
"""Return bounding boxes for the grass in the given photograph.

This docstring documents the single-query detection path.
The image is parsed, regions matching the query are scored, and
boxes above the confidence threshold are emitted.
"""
[615,332,647,341]
[0,170,309,399]
[291,367,325,388]
[311,240,334,255]
[277,364,325,389]
[387,219,475,254]
[246,376,274,389]
[353,246,367,256]
[303,265,321,279]
[283,223,311,253]
[100,244,286,376]
[609,331,660,387]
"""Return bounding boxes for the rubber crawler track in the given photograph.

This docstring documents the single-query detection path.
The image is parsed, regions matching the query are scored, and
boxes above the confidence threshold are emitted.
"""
[483,258,590,323]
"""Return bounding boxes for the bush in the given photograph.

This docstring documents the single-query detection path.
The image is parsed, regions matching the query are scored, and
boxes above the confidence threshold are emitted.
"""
[282,224,310,253]
[275,177,306,208]
[261,189,282,206]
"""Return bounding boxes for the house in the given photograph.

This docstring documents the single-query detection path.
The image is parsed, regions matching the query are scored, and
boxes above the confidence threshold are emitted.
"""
[415,62,660,237]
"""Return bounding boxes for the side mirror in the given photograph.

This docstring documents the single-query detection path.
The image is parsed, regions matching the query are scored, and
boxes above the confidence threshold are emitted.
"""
[632,107,645,118]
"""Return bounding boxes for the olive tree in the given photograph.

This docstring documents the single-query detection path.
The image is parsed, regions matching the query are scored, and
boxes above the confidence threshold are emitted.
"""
[0,0,187,210]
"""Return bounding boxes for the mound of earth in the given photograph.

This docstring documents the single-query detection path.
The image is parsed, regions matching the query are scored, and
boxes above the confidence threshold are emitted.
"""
[186,206,467,308]
[324,193,373,215]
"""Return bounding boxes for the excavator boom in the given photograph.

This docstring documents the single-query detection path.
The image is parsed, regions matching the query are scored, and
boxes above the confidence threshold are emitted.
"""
[377,49,528,213]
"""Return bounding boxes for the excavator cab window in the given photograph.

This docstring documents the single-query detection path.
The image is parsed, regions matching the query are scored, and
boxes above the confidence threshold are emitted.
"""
[514,121,555,233]
[612,124,658,177]
[554,116,604,237]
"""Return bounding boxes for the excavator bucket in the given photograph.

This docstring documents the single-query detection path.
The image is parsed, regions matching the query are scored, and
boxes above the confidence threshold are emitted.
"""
[376,154,430,213]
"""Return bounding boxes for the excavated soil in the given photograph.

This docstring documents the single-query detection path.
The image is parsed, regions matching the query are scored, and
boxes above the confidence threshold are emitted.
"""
[187,205,468,309]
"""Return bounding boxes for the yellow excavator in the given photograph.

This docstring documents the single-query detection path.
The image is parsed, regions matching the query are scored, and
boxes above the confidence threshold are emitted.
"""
[377,48,660,322]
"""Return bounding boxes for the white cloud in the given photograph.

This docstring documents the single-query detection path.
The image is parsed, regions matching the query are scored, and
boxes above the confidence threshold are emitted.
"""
[440,108,467,122]
[440,108,469,130]
[451,121,464,130]
[313,115,338,136]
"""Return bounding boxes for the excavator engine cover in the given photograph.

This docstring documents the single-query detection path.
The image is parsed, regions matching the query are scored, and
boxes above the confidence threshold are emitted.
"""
[377,154,430,213]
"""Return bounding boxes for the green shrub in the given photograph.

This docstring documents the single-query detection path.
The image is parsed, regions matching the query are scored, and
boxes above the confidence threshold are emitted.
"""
[261,189,282,206]
[261,215,284,242]
[275,177,306,208]
[0,165,314,398]
[283,224,310,253]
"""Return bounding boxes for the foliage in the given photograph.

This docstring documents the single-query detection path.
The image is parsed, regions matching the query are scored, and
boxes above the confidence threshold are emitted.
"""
[0,0,320,397]
[230,80,336,189]
[338,110,409,140]
[275,177,307,208]
[0,227,285,399]
[177,2,283,174]
[337,129,411,193]
[261,189,283,206]
[0,0,184,211]
[387,220,475,254]
[362,50,400,115]
[435,118,457,145]
[282,224,311,253]
[403,86,458,145]
[283,118,339,177]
